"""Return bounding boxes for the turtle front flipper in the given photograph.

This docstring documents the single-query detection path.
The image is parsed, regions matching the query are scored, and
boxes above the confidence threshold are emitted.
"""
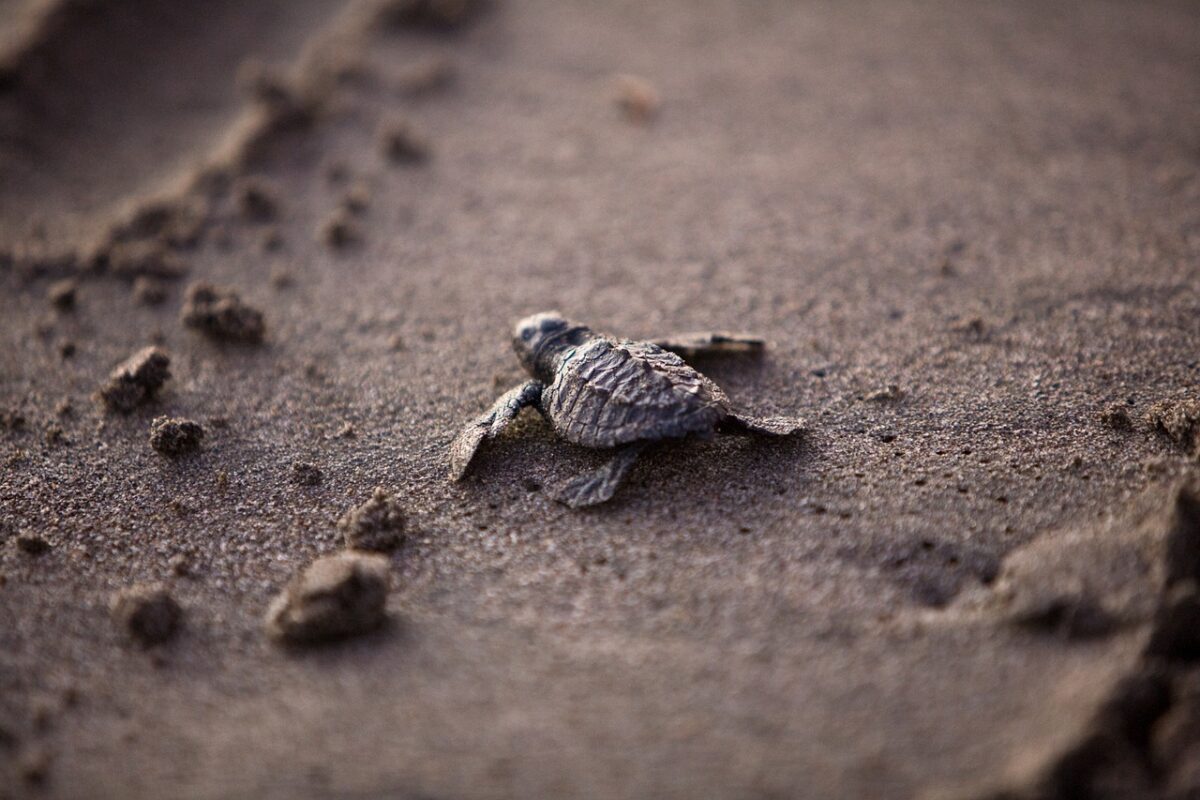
[651,332,765,360]
[718,413,804,437]
[553,442,648,508]
[449,380,544,480]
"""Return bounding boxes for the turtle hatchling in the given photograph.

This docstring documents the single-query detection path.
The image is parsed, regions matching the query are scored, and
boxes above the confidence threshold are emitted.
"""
[450,312,804,507]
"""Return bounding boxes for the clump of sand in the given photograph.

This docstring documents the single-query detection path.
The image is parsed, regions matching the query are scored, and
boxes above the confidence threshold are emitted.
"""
[378,118,431,165]
[132,276,168,306]
[318,208,362,249]
[339,487,407,552]
[97,347,171,412]
[47,278,77,311]
[1147,399,1200,452]
[181,282,265,343]
[1100,404,1134,431]
[234,177,280,222]
[149,417,205,457]
[612,74,660,123]
[14,532,51,556]
[110,584,183,646]
[291,461,323,486]
[264,552,390,644]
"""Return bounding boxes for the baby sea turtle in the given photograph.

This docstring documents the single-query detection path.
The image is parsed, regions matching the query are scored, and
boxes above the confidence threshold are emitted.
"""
[450,312,803,507]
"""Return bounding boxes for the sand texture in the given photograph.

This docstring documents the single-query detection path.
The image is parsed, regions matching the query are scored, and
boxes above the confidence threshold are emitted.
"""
[2,1,1200,797]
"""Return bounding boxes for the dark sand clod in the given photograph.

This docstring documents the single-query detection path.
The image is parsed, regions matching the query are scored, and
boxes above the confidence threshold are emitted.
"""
[341,181,371,215]
[1147,400,1200,453]
[233,177,280,223]
[180,282,265,343]
[148,416,205,457]
[46,278,76,310]
[1101,404,1135,432]
[131,275,168,306]
[378,118,431,165]
[96,347,171,413]
[264,552,390,644]
[339,487,407,552]
[14,531,51,555]
[317,208,361,248]
[291,461,324,486]
[109,584,183,646]
[18,745,51,785]
[612,74,660,123]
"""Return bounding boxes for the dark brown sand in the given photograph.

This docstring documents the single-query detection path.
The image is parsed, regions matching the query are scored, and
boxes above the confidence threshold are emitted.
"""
[2,1,1200,798]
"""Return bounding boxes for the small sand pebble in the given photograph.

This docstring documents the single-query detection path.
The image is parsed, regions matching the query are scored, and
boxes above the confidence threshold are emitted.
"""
[319,209,361,249]
[168,553,191,577]
[260,227,285,253]
[269,265,294,289]
[149,416,205,457]
[291,461,323,486]
[613,74,660,123]
[97,347,171,412]
[865,384,904,402]
[234,177,279,222]
[264,552,390,645]
[110,584,182,646]
[47,278,77,310]
[1146,399,1200,451]
[132,275,168,306]
[1,407,27,431]
[341,182,371,215]
[181,282,265,343]
[952,317,986,337]
[15,532,51,555]
[44,424,66,446]
[324,160,350,184]
[378,118,431,165]
[58,339,76,359]
[19,744,51,784]
[236,59,309,121]
[339,487,407,552]
[1099,404,1134,431]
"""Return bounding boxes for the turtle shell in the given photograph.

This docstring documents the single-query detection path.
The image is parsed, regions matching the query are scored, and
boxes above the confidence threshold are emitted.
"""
[541,337,731,448]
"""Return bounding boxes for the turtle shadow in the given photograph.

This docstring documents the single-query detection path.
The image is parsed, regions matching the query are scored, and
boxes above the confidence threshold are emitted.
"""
[272,616,408,662]
[555,427,819,513]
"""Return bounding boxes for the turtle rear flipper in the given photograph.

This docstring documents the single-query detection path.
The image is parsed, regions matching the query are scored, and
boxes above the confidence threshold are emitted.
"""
[652,332,765,360]
[449,380,543,480]
[718,413,804,437]
[553,442,648,508]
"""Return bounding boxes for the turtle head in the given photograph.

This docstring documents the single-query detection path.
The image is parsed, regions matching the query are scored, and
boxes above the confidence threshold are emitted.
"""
[513,311,589,380]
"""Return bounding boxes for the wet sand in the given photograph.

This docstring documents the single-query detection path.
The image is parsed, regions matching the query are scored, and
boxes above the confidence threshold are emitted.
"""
[2,1,1200,797]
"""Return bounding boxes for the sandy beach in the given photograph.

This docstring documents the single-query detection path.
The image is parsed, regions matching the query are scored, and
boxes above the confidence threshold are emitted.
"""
[2,1,1200,797]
